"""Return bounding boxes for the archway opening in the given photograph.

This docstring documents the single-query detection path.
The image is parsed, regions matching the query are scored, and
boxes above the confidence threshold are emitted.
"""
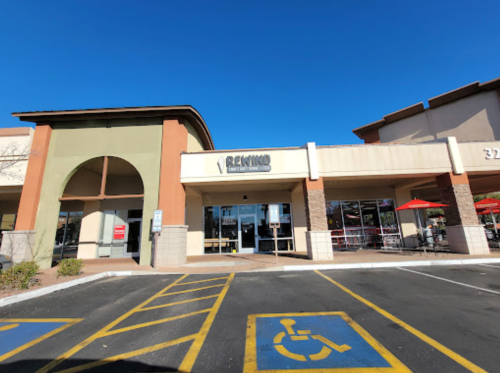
[54,156,145,263]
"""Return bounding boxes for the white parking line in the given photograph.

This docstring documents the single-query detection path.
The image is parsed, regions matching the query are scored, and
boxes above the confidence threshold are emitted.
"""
[397,267,500,295]
[479,263,500,269]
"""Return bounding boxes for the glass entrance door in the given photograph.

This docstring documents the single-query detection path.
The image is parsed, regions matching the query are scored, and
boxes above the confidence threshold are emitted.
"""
[125,218,142,258]
[239,214,257,254]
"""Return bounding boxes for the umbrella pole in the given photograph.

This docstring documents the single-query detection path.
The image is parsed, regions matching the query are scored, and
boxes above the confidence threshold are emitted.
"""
[491,210,498,235]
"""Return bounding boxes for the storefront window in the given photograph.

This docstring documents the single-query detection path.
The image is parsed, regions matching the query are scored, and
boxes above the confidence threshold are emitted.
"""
[204,203,295,254]
[257,203,293,251]
[342,201,362,236]
[204,206,220,254]
[360,200,380,233]
[204,206,220,240]
[378,199,399,235]
[326,199,401,250]
[0,214,16,247]
[96,210,128,258]
[221,206,238,240]
[326,202,343,233]
[53,211,83,261]
[239,205,256,214]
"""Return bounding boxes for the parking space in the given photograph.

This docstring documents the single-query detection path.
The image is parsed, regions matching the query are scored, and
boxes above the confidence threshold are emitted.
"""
[0,265,498,372]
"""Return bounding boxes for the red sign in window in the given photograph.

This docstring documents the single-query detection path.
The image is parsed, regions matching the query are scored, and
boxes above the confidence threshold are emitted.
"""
[114,225,126,240]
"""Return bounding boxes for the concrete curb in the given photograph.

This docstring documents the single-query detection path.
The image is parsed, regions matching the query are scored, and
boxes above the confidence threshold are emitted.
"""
[2,258,500,308]
[0,270,174,309]
[283,257,500,271]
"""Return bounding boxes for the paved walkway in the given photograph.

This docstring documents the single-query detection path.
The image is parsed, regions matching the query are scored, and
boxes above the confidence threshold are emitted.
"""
[76,249,500,274]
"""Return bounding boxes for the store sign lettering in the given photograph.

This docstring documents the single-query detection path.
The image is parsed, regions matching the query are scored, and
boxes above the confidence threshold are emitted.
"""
[218,155,271,174]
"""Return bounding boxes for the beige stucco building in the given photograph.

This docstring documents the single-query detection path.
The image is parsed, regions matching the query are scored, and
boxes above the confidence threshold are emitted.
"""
[1,77,500,268]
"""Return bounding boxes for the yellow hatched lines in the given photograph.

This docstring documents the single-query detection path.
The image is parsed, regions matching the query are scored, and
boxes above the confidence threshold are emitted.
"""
[138,294,219,312]
[158,283,226,297]
[37,273,235,373]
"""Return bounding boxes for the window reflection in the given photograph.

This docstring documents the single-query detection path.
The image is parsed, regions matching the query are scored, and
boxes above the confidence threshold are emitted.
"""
[221,206,238,240]
[53,211,83,261]
[203,203,294,254]
[326,199,401,250]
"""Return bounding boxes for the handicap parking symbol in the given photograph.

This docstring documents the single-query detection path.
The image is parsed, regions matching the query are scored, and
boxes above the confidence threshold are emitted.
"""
[0,318,82,362]
[244,312,410,372]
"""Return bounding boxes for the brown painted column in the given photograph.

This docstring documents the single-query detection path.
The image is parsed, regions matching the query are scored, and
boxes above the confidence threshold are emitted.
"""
[158,116,188,225]
[303,177,332,260]
[155,116,189,267]
[436,172,489,254]
[15,123,52,230]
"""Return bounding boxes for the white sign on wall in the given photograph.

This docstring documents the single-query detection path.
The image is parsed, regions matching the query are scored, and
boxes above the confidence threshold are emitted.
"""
[152,210,163,232]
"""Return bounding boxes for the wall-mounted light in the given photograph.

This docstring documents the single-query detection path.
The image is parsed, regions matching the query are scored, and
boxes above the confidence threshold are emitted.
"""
[243,195,248,201]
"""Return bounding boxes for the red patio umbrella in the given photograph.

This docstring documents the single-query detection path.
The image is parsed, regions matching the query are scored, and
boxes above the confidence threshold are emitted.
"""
[475,198,500,209]
[475,198,500,234]
[396,199,448,234]
[395,199,448,210]
[477,208,500,215]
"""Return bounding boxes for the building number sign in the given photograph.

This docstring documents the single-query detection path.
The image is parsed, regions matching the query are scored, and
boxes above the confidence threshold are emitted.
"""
[484,148,500,159]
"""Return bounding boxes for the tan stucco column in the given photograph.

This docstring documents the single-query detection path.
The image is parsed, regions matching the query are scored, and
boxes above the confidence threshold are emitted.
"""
[437,172,489,254]
[291,182,307,253]
[303,177,333,260]
[394,187,418,248]
[77,201,101,259]
[156,117,188,266]
[185,187,203,256]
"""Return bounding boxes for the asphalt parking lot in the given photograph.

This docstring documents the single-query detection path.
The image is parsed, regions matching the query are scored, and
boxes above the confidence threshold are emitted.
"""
[0,264,499,372]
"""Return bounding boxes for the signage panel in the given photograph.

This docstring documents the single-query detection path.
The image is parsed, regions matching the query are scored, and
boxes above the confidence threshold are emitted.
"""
[218,154,272,174]
[152,210,163,232]
[269,204,280,224]
[113,225,126,240]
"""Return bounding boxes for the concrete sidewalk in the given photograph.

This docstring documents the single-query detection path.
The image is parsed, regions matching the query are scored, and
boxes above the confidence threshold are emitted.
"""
[79,249,500,274]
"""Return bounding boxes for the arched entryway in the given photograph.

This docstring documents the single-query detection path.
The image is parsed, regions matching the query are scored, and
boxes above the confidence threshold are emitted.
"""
[54,156,145,262]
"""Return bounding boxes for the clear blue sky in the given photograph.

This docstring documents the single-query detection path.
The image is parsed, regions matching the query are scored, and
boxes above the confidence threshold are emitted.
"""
[1,1,499,149]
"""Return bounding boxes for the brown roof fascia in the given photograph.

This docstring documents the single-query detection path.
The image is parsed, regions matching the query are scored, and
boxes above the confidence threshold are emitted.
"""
[352,119,385,139]
[12,105,215,150]
[479,76,500,91]
[383,102,425,124]
[428,81,480,109]
[0,127,33,137]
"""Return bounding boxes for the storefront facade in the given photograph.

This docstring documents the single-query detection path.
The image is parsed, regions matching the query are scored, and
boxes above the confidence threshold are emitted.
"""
[2,77,500,268]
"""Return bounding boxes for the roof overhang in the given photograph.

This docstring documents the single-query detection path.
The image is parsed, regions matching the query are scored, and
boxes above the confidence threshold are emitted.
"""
[352,76,500,140]
[12,105,215,150]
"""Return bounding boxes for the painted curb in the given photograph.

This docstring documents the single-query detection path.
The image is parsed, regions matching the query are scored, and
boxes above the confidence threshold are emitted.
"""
[283,257,500,271]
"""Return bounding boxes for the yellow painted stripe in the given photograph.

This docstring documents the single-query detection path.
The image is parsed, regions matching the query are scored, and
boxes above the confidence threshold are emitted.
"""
[138,294,219,312]
[36,274,189,373]
[158,284,225,297]
[103,309,211,337]
[178,273,235,372]
[0,318,84,323]
[174,276,230,286]
[0,319,82,363]
[315,270,488,373]
[53,334,197,373]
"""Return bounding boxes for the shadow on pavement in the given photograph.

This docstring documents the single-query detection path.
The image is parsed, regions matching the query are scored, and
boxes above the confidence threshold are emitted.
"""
[1,358,188,373]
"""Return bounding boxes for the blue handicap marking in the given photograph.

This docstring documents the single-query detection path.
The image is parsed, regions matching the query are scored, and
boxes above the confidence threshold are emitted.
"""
[0,320,76,360]
[250,312,408,371]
